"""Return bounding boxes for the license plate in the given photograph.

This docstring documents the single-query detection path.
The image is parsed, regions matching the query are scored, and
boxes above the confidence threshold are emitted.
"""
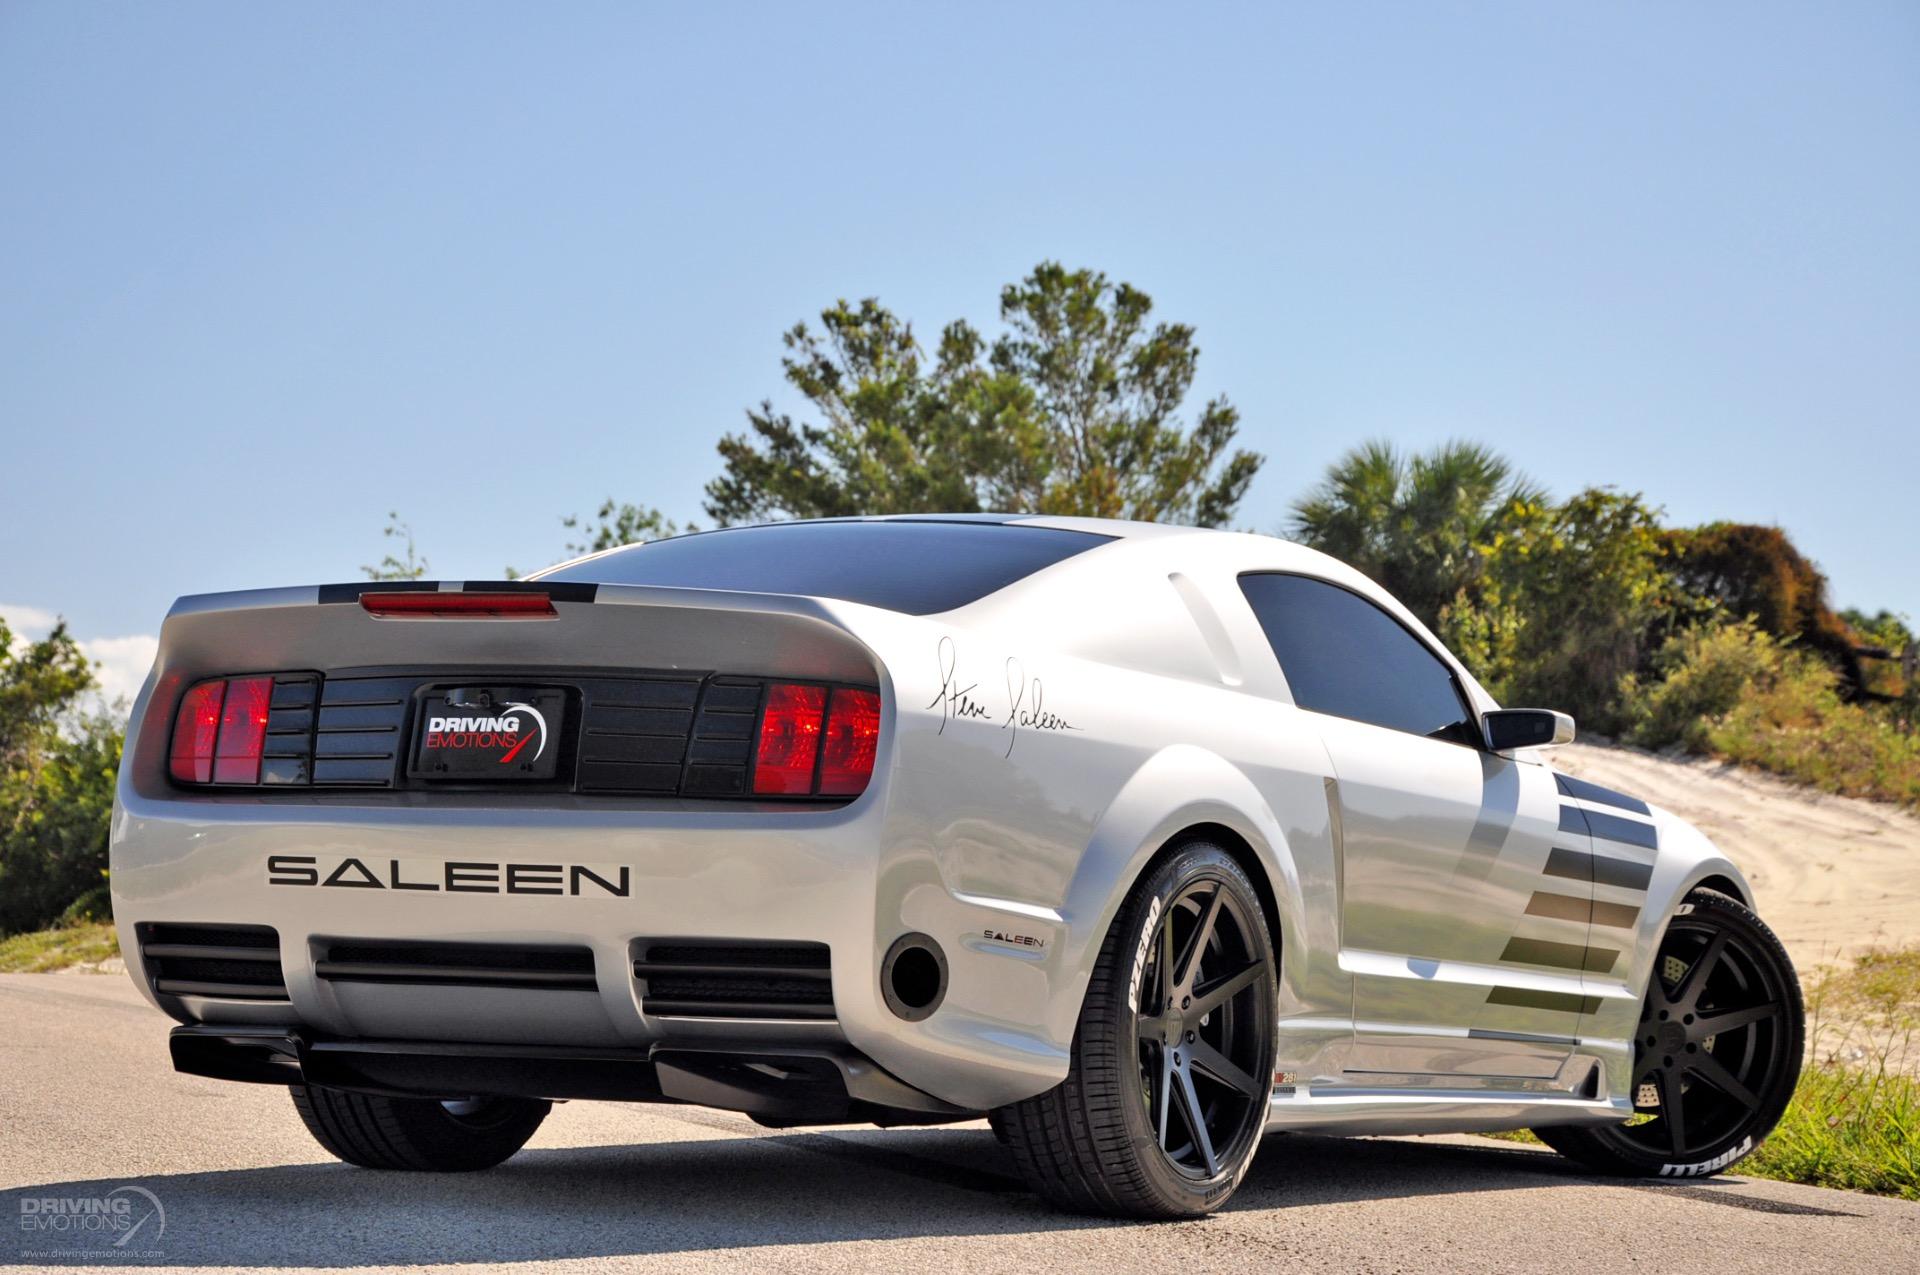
[411,688,566,781]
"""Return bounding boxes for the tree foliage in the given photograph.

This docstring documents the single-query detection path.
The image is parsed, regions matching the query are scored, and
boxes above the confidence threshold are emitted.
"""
[1663,523,1862,690]
[1289,440,1544,630]
[362,511,429,581]
[1445,489,1697,730]
[561,501,684,557]
[704,262,1262,527]
[0,619,121,936]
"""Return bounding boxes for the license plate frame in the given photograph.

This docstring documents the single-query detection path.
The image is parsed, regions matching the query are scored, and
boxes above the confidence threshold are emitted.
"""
[409,687,567,782]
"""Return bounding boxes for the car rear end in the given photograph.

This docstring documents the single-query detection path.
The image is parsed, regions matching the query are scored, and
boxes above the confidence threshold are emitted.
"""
[111,574,981,1121]
[112,520,1124,1121]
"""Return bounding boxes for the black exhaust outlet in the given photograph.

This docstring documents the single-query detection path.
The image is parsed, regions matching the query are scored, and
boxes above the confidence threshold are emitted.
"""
[880,933,947,1022]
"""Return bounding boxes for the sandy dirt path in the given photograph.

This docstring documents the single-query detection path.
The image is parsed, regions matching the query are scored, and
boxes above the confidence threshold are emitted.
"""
[1553,742,1920,971]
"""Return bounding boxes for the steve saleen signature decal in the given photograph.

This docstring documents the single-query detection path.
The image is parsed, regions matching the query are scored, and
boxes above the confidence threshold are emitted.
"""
[926,638,1079,755]
[926,635,995,732]
[1002,656,1079,756]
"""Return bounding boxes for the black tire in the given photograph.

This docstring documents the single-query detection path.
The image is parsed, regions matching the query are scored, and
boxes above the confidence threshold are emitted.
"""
[1536,889,1803,1178]
[991,841,1278,1218]
[291,1085,550,1171]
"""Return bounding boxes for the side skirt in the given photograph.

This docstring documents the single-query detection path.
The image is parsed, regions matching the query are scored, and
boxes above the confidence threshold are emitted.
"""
[1264,1085,1629,1137]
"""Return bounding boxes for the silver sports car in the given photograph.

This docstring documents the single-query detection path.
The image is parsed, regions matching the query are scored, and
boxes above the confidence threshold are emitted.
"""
[111,516,1804,1217]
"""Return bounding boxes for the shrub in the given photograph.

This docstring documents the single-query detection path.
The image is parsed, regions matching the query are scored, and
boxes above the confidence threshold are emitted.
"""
[1444,488,1698,733]
[1664,523,1863,691]
[1624,622,1812,750]
[1625,621,1920,808]
[0,709,123,935]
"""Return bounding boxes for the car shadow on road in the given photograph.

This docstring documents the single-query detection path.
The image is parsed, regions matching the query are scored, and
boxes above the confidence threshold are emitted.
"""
[0,1125,1609,1267]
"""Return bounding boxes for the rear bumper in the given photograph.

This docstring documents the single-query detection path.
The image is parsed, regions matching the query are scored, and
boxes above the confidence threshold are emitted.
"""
[168,1025,969,1123]
[111,784,1075,1110]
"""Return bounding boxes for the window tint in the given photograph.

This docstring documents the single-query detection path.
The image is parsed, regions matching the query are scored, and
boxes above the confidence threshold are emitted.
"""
[1239,573,1473,741]
[539,520,1110,616]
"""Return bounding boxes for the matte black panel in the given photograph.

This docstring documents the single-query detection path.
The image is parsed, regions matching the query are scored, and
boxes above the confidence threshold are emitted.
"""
[1524,891,1641,930]
[576,760,684,793]
[1590,899,1642,928]
[1543,845,1653,891]
[314,703,405,732]
[1554,771,1652,816]
[314,730,402,758]
[578,734,688,765]
[1487,986,1602,1015]
[586,706,695,736]
[1500,936,1620,973]
[311,757,400,785]
[266,708,313,735]
[269,680,317,709]
[1581,807,1661,851]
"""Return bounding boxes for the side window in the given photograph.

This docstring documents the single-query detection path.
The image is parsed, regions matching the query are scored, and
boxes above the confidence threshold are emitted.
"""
[1239,573,1474,742]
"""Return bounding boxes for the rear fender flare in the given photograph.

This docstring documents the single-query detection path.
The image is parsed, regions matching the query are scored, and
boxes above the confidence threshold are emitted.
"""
[1049,745,1297,1046]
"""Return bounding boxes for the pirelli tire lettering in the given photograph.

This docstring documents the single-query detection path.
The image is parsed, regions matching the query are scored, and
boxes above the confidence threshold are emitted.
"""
[1659,1137,1754,1178]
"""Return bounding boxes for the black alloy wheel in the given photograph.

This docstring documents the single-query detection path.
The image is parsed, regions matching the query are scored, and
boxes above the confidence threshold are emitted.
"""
[991,842,1278,1217]
[1135,875,1273,1178]
[1537,889,1803,1177]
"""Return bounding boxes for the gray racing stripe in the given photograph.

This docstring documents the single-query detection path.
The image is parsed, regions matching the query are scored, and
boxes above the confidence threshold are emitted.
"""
[1554,772,1651,815]
[1487,986,1602,1015]
[1543,846,1653,891]
[1563,804,1660,851]
[1525,890,1641,929]
[1500,936,1620,973]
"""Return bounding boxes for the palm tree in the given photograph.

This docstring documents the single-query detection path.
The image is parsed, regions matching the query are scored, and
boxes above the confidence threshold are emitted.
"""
[1289,440,1544,629]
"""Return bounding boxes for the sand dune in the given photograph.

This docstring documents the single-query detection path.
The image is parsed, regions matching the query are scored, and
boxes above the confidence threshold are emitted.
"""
[1553,742,1920,972]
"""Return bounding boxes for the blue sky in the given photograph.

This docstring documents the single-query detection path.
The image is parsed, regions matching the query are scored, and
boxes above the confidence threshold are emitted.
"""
[2,2,1915,703]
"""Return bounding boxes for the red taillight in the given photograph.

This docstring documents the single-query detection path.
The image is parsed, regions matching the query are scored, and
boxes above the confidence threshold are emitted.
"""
[359,591,556,618]
[754,683,827,794]
[168,680,227,783]
[819,688,881,796]
[213,676,272,784]
[170,676,272,785]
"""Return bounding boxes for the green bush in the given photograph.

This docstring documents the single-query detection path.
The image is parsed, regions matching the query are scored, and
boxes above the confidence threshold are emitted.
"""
[0,710,124,934]
[1624,622,1810,750]
[1623,621,1920,808]
[0,614,124,937]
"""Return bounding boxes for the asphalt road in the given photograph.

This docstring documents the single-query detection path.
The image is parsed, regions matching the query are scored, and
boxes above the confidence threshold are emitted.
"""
[3,974,1914,1275]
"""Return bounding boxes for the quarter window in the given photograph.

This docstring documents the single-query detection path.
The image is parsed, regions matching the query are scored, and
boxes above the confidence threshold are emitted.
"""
[1239,573,1474,742]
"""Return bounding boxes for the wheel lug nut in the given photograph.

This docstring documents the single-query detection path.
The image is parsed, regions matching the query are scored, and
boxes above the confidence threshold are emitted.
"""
[1686,1043,1697,1053]
[1663,1055,1673,1067]
[1182,996,1191,1010]
[1186,1031,1196,1044]
[1683,1014,1694,1025]
[1658,1010,1669,1021]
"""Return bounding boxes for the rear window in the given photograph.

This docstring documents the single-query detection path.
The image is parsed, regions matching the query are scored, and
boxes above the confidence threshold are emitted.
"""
[538,520,1111,615]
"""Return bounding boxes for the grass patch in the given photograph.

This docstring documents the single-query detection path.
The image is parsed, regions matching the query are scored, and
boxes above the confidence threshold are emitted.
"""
[1478,946,1919,1199]
[1743,1064,1917,1198]
[0,920,119,972]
